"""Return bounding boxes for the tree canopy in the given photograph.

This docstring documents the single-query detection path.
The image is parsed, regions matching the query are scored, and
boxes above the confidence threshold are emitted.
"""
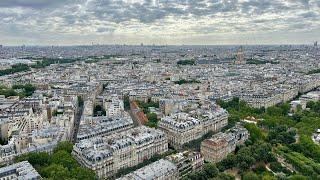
[215,98,320,179]
[15,141,96,180]
[0,84,36,98]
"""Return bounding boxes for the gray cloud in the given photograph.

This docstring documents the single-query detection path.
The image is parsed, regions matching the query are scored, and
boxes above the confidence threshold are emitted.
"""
[300,11,318,19]
[96,27,115,33]
[0,0,66,8]
[0,0,319,45]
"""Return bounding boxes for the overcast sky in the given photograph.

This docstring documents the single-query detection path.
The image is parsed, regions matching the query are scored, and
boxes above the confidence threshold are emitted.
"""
[0,0,319,45]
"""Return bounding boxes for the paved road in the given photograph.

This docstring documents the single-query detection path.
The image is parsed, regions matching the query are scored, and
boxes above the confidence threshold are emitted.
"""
[72,105,83,143]
[127,109,141,127]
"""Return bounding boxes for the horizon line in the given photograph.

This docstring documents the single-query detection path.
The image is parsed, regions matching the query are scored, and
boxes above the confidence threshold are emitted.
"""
[1,43,318,47]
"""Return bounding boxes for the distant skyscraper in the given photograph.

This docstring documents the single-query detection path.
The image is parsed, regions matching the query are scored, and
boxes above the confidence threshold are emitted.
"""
[314,41,318,47]
[0,45,2,48]
[235,46,245,65]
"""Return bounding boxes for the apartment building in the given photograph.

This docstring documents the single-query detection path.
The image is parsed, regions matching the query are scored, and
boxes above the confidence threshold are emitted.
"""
[76,115,133,141]
[0,161,41,180]
[166,151,204,177]
[117,159,178,180]
[201,124,249,163]
[72,126,168,178]
[104,94,124,117]
[159,108,228,149]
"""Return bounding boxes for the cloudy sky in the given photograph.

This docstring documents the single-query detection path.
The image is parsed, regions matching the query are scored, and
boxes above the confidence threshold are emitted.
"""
[0,0,319,45]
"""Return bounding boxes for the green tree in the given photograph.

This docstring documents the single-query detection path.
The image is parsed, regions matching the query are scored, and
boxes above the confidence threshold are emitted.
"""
[252,142,275,163]
[177,59,195,65]
[0,87,18,97]
[252,162,267,174]
[290,135,320,163]
[213,173,235,180]
[267,125,296,145]
[70,167,96,180]
[266,106,283,116]
[54,141,74,154]
[174,79,200,85]
[0,63,30,76]
[15,152,50,167]
[288,174,308,180]
[123,95,130,110]
[279,103,291,115]
[269,162,284,173]
[50,151,78,170]
[146,113,158,127]
[14,141,96,179]
[77,96,84,106]
[244,123,265,142]
[93,104,106,116]
[236,147,255,171]
[306,101,315,109]
[41,164,70,179]
[203,163,219,178]
[242,171,259,180]
[262,174,277,180]
[217,154,236,171]
[24,84,36,96]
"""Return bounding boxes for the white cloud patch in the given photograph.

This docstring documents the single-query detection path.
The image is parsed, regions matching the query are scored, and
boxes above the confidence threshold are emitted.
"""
[0,0,319,45]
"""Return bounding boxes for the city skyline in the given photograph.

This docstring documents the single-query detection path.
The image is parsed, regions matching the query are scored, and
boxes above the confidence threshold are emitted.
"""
[1,0,319,45]
[0,21,320,179]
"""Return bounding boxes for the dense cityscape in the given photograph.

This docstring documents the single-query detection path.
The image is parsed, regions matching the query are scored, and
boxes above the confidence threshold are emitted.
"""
[0,44,319,180]
[1,0,320,179]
